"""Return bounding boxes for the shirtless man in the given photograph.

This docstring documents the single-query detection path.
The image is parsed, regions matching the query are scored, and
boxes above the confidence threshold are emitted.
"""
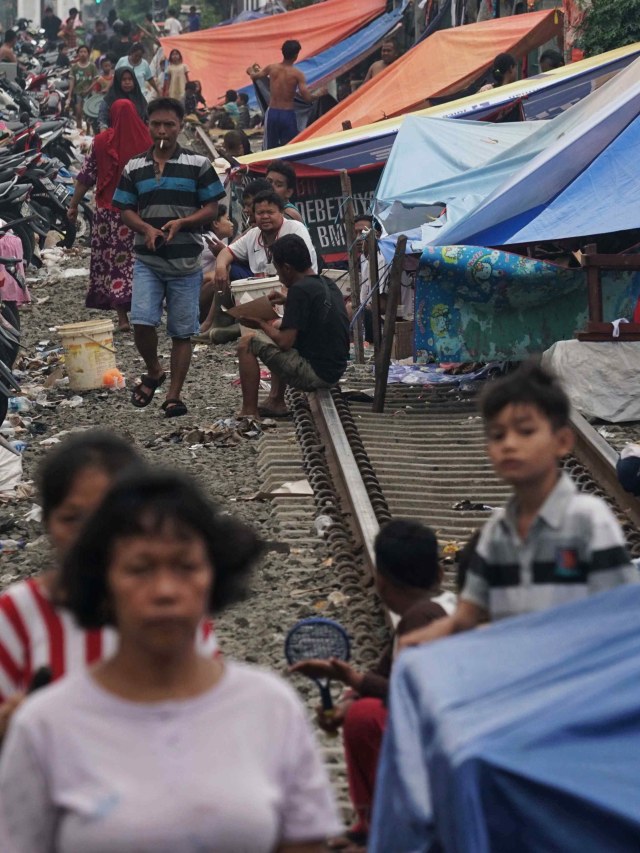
[364,38,399,83]
[247,39,323,150]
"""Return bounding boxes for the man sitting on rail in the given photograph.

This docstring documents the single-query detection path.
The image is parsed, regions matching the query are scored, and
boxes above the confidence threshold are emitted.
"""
[290,519,456,851]
[235,234,348,419]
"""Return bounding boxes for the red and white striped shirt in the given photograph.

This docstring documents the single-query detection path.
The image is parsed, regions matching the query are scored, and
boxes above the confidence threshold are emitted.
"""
[0,578,218,701]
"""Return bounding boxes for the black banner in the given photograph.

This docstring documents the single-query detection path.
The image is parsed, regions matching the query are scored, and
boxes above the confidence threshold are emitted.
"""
[293,170,382,260]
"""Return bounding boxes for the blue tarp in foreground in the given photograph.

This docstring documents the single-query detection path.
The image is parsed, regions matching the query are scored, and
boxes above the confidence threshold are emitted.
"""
[369,583,640,852]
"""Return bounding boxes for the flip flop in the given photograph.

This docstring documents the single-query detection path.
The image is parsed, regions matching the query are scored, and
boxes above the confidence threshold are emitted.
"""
[161,399,188,418]
[131,373,166,408]
[257,405,291,419]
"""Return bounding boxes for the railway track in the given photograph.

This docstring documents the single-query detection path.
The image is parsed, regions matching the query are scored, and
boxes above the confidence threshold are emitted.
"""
[294,375,640,594]
[255,369,640,821]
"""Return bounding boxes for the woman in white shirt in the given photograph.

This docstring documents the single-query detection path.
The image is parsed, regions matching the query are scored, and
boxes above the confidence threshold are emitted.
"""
[0,469,341,853]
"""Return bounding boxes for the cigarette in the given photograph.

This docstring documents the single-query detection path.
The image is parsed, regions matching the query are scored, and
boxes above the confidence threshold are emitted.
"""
[160,139,165,150]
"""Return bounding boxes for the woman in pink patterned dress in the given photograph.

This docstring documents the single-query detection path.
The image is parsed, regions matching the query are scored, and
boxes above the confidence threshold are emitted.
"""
[68,98,152,331]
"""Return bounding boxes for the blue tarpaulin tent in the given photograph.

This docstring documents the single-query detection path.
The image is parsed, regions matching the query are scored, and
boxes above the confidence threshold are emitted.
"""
[374,55,640,246]
[237,5,404,110]
[369,583,640,852]
[465,112,640,245]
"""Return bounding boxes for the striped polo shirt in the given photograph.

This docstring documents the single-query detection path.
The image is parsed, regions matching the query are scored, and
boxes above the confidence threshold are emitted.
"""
[113,144,225,276]
[462,472,638,620]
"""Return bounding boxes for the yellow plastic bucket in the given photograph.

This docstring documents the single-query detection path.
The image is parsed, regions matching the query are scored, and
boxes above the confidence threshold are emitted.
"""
[58,319,117,391]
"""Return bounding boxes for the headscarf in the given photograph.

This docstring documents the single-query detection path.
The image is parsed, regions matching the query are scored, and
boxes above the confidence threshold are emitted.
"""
[93,99,152,208]
[103,66,148,125]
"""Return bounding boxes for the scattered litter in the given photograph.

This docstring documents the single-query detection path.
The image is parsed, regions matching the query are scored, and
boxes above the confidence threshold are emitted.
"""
[60,268,90,279]
[40,427,89,446]
[0,539,26,554]
[24,505,42,523]
[272,479,313,496]
[102,368,125,389]
[452,499,495,512]
[8,397,32,414]
[149,416,276,450]
[59,396,84,408]
[242,478,313,501]
[327,590,350,607]
[386,362,505,386]
[0,445,22,495]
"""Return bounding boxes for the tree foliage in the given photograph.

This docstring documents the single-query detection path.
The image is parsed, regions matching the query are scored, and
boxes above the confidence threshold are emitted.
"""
[579,0,640,57]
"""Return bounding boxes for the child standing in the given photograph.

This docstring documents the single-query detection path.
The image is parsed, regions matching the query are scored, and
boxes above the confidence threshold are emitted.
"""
[237,91,251,129]
[68,44,97,133]
[92,54,114,94]
[291,519,456,850]
[162,48,189,100]
[402,363,637,648]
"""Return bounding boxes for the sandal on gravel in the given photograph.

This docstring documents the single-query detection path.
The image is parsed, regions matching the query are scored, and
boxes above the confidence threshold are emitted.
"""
[257,404,291,419]
[161,399,188,418]
[131,373,166,408]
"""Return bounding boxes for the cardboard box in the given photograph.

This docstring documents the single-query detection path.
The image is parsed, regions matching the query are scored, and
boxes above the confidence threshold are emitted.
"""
[391,319,414,360]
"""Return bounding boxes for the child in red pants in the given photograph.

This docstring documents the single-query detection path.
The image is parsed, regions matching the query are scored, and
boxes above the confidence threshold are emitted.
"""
[291,519,456,850]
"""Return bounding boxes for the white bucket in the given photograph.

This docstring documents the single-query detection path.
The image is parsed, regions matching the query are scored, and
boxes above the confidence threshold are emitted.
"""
[58,319,117,392]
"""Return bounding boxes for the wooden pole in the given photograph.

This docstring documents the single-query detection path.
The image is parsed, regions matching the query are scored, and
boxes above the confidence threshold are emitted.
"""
[367,227,382,367]
[373,235,407,413]
[583,243,603,324]
[413,0,420,44]
[340,169,364,365]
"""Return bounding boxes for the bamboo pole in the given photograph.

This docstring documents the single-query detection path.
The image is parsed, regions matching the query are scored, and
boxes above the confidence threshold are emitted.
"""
[367,226,382,368]
[373,235,407,413]
[340,169,364,365]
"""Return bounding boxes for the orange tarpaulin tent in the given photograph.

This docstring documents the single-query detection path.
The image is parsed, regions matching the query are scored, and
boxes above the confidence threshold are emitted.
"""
[160,0,387,106]
[294,10,562,142]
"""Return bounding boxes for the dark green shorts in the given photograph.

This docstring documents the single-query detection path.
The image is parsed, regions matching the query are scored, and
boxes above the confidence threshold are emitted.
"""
[249,331,333,391]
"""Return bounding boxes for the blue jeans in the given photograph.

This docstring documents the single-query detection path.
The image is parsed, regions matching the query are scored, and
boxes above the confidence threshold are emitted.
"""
[131,260,202,339]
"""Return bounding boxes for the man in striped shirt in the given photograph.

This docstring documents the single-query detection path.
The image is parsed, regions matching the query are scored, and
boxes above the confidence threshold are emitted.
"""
[113,97,225,418]
[401,363,638,647]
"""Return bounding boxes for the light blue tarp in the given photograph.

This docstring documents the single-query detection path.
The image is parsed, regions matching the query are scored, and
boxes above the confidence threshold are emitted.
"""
[375,56,640,246]
[375,116,542,234]
[369,583,640,853]
[238,6,404,109]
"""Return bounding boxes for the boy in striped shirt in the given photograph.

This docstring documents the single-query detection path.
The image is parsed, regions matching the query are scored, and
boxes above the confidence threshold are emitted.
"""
[402,362,637,646]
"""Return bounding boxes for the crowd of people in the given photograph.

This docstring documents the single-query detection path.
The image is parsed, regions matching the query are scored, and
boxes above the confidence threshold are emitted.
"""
[0,6,625,850]
[0,360,636,850]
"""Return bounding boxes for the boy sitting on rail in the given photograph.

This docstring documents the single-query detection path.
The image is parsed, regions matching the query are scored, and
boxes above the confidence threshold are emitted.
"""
[402,362,638,649]
[291,519,456,851]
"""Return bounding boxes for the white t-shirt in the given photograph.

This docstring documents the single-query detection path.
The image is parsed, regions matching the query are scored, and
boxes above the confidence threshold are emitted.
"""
[228,219,318,276]
[359,251,387,305]
[359,253,414,318]
[0,662,342,852]
[163,15,182,35]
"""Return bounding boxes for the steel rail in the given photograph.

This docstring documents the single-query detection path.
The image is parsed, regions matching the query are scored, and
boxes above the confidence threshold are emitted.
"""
[570,410,640,530]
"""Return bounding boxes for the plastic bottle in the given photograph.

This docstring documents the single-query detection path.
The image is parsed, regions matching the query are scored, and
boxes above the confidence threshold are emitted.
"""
[0,539,25,554]
[8,397,31,414]
[10,441,28,454]
[314,515,333,537]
